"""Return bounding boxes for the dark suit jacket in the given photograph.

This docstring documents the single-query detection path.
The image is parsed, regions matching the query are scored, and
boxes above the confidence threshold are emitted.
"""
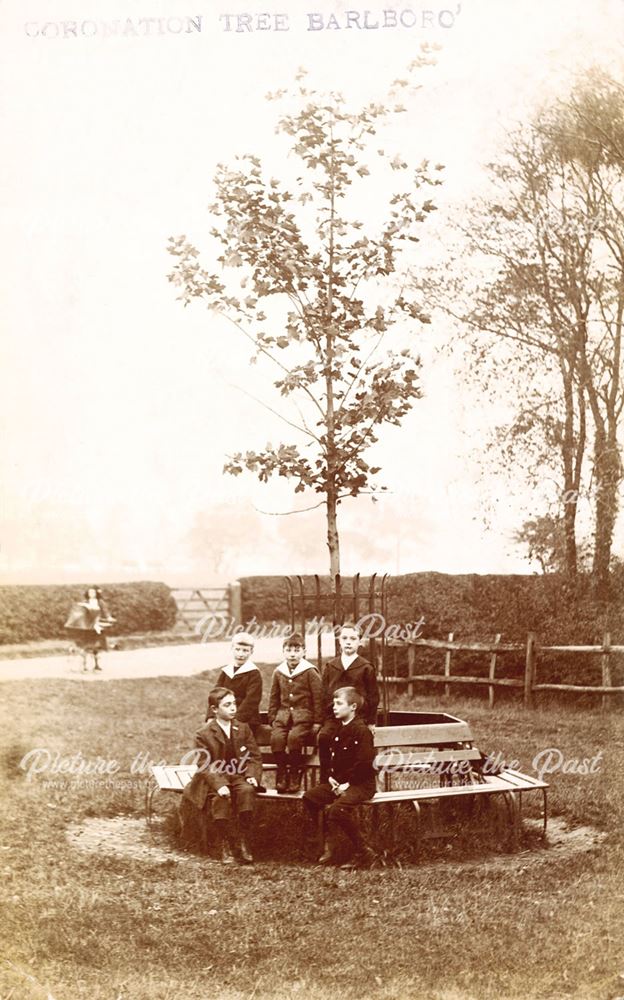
[183,719,263,810]
[328,717,376,786]
[268,663,323,726]
[321,655,380,725]
[216,668,262,726]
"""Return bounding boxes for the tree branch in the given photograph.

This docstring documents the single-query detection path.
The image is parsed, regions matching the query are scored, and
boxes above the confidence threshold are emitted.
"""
[229,383,321,442]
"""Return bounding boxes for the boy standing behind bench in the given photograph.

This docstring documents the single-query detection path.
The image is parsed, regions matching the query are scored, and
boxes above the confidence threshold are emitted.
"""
[216,632,262,735]
[318,622,379,782]
[268,633,323,794]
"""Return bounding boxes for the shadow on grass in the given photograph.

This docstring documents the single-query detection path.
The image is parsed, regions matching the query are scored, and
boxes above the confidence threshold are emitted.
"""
[172,789,530,868]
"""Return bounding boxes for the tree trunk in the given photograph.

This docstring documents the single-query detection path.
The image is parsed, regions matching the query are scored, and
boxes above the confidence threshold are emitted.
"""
[591,430,621,601]
[326,488,341,583]
[324,124,340,584]
[560,360,583,577]
[591,284,624,601]
[562,500,578,577]
[574,306,621,600]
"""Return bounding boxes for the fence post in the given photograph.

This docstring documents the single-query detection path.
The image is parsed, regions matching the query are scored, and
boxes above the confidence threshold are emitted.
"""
[407,644,416,698]
[229,581,242,626]
[601,632,612,712]
[488,633,501,709]
[524,632,537,709]
[444,632,454,698]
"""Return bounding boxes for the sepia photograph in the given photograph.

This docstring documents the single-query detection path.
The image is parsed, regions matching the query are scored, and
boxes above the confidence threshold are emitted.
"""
[1,0,623,997]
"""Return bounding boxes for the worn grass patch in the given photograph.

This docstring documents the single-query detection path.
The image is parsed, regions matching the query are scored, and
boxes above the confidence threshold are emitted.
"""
[0,676,622,1000]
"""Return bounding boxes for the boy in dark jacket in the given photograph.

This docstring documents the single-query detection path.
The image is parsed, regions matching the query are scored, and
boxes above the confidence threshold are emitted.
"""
[318,622,379,781]
[183,686,263,864]
[215,632,262,734]
[268,633,323,793]
[303,686,378,869]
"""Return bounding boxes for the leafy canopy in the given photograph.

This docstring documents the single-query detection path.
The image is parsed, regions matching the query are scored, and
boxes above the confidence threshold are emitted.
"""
[168,57,442,508]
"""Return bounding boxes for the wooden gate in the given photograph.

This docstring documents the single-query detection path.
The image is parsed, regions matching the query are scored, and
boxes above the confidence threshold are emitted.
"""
[170,585,239,633]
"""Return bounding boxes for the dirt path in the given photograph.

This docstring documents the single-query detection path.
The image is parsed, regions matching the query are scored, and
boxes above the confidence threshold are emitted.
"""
[66,815,607,873]
[0,634,336,681]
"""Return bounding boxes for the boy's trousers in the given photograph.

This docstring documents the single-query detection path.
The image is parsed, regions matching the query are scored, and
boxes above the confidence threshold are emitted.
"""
[303,781,376,849]
[207,775,256,822]
[270,719,314,754]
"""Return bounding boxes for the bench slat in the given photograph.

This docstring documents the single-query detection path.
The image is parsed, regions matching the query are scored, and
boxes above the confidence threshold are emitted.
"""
[150,762,545,801]
[151,764,197,792]
[372,771,546,802]
[374,748,481,765]
[373,724,473,747]
[502,768,545,788]
[494,769,547,790]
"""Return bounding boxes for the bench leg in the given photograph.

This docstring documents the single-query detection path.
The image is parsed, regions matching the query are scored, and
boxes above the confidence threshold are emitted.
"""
[178,799,189,843]
[388,802,396,855]
[145,782,157,827]
[541,788,548,841]
[316,808,325,857]
[502,792,521,851]
[411,800,422,859]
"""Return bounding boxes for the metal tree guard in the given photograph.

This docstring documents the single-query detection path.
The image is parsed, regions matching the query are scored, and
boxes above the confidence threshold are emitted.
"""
[285,573,391,724]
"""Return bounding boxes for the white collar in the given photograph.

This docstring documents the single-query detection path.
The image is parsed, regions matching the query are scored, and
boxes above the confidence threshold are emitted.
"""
[341,653,358,669]
[215,719,232,737]
[276,658,316,678]
[221,660,258,679]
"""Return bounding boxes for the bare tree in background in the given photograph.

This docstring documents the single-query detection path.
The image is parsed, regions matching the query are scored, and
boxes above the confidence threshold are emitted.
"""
[424,66,624,598]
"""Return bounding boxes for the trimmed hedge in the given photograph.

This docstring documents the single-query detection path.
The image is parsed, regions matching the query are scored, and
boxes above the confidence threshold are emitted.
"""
[0,582,178,644]
[240,570,624,693]
[239,570,624,645]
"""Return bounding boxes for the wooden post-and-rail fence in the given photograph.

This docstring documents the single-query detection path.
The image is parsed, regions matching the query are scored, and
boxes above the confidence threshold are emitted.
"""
[386,632,624,709]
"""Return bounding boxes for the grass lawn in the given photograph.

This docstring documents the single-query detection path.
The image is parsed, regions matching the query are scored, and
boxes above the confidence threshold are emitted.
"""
[0,668,622,1000]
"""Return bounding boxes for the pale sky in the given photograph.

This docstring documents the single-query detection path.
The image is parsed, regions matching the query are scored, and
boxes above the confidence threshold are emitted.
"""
[1,0,623,582]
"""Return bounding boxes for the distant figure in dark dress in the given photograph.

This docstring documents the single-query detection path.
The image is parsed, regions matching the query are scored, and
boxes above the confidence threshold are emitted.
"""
[64,586,115,673]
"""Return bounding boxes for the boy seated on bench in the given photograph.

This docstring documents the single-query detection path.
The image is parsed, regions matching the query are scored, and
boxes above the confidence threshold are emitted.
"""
[303,686,378,869]
[318,622,379,782]
[183,686,262,865]
[268,633,323,794]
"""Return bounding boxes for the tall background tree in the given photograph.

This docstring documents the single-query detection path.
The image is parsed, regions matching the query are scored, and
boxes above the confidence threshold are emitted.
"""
[168,56,441,580]
[423,65,624,598]
[544,67,624,597]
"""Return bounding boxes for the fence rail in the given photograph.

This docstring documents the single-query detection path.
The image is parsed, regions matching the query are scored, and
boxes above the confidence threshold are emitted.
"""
[386,631,624,709]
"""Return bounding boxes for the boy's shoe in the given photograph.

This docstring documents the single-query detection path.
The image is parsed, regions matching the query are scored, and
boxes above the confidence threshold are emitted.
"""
[318,851,337,866]
[218,842,235,865]
[275,767,289,794]
[238,839,254,864]
[287,770,303,794]
[340,847,377,870]
[317,841,338,865]
[305,833,323,862]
